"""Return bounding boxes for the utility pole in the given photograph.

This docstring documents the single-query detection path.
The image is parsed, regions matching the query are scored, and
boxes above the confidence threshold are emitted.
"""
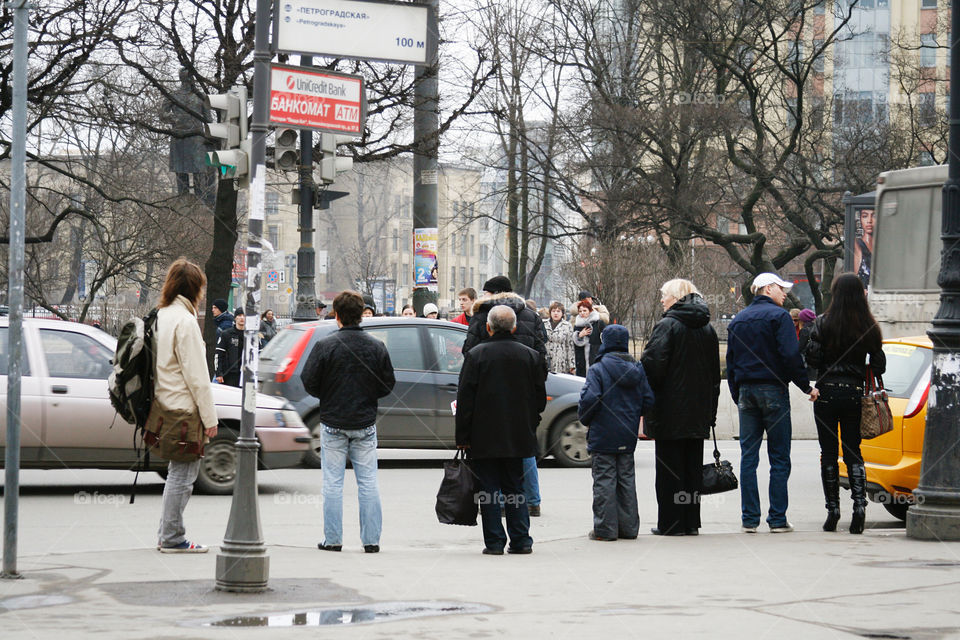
[2,0,30,580]
[293,54,318,322]
[907,0,960,540]
[412,0,439,315]
[215,0,270,590]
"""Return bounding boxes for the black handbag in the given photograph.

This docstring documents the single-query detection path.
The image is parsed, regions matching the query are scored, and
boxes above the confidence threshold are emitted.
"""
[435,450,478,526]
[702,424,738,495]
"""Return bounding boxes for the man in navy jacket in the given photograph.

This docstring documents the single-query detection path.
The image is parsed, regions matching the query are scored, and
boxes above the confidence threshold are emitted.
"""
[727,273,818,534]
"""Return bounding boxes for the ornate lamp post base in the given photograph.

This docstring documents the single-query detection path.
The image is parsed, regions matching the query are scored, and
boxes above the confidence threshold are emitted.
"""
[215,437,269,592]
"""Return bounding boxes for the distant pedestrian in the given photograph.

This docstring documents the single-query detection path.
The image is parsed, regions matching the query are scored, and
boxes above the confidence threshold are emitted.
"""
[572,299,604,376]
[260,309,277,345]
[210,298,233,338]
[153,258,218,553]
[316,300,328,319]
[543,301,574,374]
[640,280,721,536]
[456,305,547,555]
[362,304,376,318]
[579,324,655,541]
[214,309,244,387]
[451,287,476,325]
[401,304,416,318]
[804,274,885,534]
[300,290,395,553]
[727,273,818,534]
[422,302,439,319]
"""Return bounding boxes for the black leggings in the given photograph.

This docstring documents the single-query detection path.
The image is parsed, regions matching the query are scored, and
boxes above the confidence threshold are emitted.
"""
[814,383,863,466]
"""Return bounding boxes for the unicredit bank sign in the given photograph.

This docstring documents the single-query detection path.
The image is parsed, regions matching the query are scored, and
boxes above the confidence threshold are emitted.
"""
[268,64,365,135]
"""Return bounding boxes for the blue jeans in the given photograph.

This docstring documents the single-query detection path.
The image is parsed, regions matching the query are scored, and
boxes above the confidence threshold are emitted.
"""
[320,425,382,546]
[522,456,541,507]
[738,384,792,527]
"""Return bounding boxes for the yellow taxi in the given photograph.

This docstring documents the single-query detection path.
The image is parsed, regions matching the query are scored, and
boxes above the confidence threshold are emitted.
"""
[839,336,932,520]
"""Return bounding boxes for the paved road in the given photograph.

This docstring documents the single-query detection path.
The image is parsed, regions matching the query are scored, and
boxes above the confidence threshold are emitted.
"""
[1,442,958,639]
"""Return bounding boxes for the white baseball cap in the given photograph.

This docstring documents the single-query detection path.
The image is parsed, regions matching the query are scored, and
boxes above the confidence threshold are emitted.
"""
[751,272,793,294]
[422,302,439,316]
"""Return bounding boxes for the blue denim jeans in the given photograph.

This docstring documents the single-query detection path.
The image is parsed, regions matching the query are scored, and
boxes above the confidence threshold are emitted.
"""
[522,456,541,507]
[320,425,382,546]
[738,384,792,528]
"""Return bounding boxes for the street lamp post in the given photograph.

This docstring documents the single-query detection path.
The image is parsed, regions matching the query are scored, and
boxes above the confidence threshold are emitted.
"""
[906,0,960,540]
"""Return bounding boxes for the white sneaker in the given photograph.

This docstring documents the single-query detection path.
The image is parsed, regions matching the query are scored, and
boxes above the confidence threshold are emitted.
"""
[159,540,208,553]
[770,523,794,533]
[741,525,758,533]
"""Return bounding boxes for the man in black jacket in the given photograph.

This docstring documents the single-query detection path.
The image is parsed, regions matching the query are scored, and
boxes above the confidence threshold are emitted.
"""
[214,309,244,387]
[456,305,547,555]
[462,275,548,517]
[300,290,396,553]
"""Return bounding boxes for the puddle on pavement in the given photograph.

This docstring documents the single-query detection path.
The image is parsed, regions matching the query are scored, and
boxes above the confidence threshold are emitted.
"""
[861,560,960,569]
[0,594,73,612]
[200,601,493,627]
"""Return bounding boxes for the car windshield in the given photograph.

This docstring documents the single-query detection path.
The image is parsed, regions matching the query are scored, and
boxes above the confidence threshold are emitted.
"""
[881,343,932,399]
[260,326,309,363]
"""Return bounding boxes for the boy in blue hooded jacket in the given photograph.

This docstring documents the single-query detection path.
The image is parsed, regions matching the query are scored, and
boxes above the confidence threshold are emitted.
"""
[578,324,656,541]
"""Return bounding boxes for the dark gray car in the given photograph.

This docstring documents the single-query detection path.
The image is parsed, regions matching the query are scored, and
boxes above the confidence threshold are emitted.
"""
[258,317,590,467]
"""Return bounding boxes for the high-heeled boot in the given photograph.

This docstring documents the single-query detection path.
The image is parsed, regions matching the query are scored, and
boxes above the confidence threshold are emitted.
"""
[848,463,867,534]
[820,462,841,532]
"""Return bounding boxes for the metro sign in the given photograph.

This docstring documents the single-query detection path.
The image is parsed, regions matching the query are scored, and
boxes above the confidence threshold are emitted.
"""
[269,64,365,135]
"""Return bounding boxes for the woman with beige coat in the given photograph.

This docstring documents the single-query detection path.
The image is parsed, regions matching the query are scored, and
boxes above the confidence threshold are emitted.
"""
[154,258,219,553]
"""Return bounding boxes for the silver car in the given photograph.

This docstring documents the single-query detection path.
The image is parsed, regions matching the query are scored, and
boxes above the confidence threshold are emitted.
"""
[0,318,311,494]
[258,317,590,467]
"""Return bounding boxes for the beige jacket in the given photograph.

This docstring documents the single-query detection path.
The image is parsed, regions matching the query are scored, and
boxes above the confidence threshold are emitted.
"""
[154,295,218,430]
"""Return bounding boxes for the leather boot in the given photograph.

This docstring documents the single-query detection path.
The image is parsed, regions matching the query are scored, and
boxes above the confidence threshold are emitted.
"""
[848,463,867,534]
[820,462,841,532]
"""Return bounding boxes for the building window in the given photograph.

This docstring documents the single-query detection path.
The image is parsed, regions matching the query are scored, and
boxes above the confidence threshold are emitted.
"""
[470,267,474,287]
[402,263,409,286]
[480,245,488,262]
[813,39,824,73]
[460,267,466,289]
[266,191,279,216]
[917,92,937,127]
[393,228,398,251]
[268,224,280,250]
[921,0,937,8]
[921,33,937,67]
[470,235,475,256]
[813,0,825,13]
[919,151,936,166]
[450,267,456,291]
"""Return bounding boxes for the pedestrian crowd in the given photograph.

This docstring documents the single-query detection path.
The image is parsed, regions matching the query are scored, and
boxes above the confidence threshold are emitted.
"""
[149,258,884,555]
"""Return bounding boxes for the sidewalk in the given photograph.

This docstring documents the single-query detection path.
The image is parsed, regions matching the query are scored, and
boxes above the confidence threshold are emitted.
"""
[2,441,959,639]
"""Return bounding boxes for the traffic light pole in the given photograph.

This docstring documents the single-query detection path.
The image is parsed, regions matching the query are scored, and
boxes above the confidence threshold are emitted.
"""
[293,55,318,322]
[907,0,960,541]
[215,0,269,591]
[412,0,439,315]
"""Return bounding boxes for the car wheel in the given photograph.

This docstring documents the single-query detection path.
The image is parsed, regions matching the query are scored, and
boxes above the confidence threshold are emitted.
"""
[303,414,323,468]
[549,412,592,467]
[195,434,238,495]
[883,502,909,521]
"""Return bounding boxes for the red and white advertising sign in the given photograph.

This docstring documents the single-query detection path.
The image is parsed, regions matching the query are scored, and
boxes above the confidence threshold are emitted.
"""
[269,64,365,135]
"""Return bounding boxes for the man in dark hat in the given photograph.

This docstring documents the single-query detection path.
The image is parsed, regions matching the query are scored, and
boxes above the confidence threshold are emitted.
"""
[215,308,245,387]
[211,298,234,338]
[316,300,328,319]
[575,289,610,324]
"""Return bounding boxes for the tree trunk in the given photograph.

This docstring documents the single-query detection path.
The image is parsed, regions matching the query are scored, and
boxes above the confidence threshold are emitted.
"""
[203,180,239,371]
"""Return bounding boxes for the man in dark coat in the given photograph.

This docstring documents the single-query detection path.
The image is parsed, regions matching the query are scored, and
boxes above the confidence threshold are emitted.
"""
[579,324,655,541]
[211,298,234,338]
[456,305,547,555]
[300,290,396,553]
[640,286,721,535]
[214,309,245,387]
[462,275,548,517]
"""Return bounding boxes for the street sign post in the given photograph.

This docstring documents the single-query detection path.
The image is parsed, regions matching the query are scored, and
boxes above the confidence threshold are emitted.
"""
[274,0,430,65]
[269,64,365,135]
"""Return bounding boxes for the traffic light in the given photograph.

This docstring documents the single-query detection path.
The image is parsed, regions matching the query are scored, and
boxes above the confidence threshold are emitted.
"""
[274,128,300,172]
[319,133,354,184]
[204,85,250,190]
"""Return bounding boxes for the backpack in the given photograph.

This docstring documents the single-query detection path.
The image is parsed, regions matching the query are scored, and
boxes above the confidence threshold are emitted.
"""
[108,308,158,428]
[107,308,158,502]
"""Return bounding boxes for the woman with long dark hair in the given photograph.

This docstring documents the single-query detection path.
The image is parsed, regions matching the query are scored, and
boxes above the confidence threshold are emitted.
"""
[804,273,885,534]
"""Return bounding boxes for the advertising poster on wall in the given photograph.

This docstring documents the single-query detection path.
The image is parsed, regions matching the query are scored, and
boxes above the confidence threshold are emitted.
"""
[414,227,438,290]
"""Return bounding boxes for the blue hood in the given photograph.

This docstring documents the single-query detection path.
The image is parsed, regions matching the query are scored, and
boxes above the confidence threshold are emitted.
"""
[596,324,629,358]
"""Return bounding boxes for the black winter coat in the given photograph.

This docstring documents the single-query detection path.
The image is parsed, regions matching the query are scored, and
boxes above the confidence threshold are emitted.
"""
[804,315,886,385]
[456,332,547,459]
[640,294,721,440]
[215,326,244,386]
[300,326,396,429]
[463,292,548,361]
